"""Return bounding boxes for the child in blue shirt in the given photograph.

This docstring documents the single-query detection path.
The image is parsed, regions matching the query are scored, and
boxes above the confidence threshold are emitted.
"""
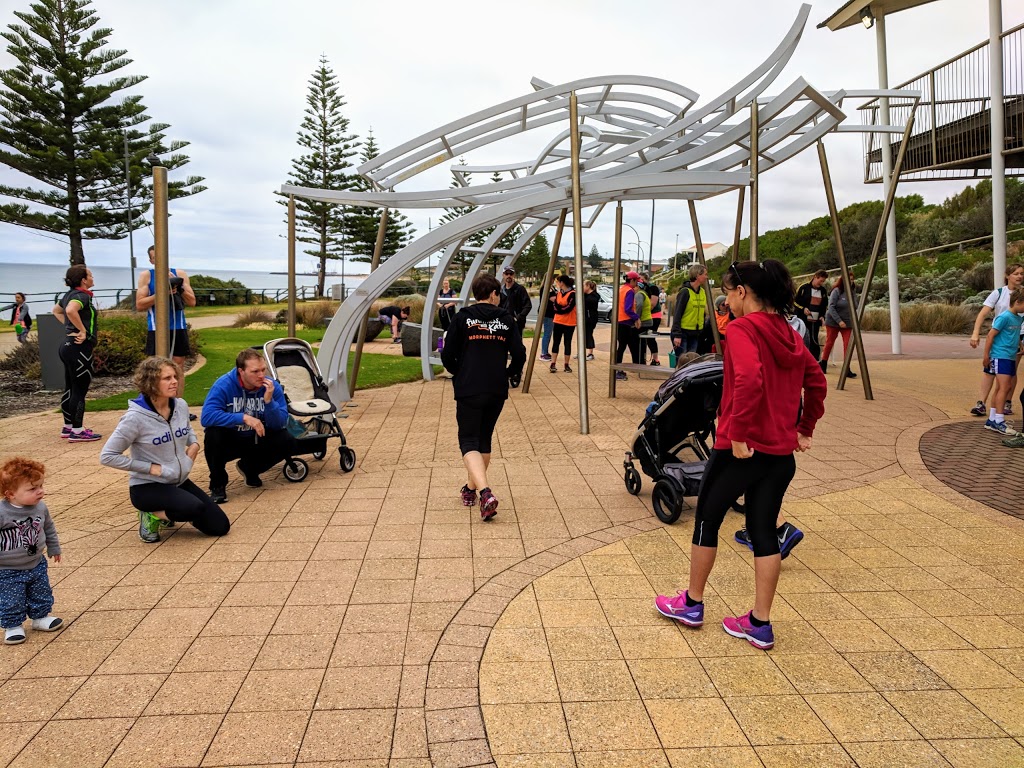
[983,288,1024,435]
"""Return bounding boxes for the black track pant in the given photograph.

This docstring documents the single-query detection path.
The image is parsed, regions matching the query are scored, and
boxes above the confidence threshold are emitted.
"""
[646,317,662,355]
[551,324,575,357]
[59,340,94,428]
[585,320,597,351]
[130,479,230,536]
[806,320,822,360]
[456,393,505,455]
[616,323,639,364]
[203,426,296,490]
[692,449,796,557]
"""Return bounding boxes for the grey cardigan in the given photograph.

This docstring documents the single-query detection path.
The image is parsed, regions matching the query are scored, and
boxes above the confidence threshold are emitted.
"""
[824,287,853,328]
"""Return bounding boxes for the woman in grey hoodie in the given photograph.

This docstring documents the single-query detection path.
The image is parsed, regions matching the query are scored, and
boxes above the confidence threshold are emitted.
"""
[100,358,229,543]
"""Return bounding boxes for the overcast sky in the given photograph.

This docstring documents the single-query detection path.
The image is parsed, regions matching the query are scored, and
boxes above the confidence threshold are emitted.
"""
[0,0,1019,277]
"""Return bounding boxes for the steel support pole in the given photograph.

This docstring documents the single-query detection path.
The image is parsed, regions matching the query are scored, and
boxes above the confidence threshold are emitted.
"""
[876,12,903,354]
[990,0,1007,282]
[817,141,872,400]
[568,92,590,434]
[839,105,919,390]
[749,101,759,262]
[152,165,170,359]
[287,196,297,337]
[609,203,623,398]
[348,208,389,396]
[688,202,722,354]
[732,164,746,260]
[648,200,655,274]
[522,210,567,394]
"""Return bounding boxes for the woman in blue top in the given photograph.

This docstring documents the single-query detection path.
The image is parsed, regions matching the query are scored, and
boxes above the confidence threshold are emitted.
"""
[52,265,101,443]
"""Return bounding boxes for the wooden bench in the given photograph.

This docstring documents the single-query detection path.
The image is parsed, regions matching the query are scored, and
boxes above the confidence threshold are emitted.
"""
[611,363,673,379]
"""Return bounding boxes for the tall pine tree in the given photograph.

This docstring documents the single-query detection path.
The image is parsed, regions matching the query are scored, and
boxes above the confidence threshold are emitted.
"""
[0,0,204,265]
[437,159,484,278]
[279,55,359,297]
[346,128,414,265]
[587,244,603,270]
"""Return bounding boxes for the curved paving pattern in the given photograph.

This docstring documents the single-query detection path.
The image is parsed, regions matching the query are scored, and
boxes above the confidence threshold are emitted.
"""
[1,337,1022,767]
[920,420,1024,520]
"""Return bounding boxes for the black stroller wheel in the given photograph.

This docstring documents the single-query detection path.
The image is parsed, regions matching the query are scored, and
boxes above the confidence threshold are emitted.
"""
[283,458,308,483]
[339,447,356,473]
[625,466,642,495]
[312,449,326,460]
[652,477,683,524]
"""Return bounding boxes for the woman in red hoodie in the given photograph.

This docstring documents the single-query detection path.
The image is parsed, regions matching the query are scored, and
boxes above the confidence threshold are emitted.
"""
[655,259,826,650]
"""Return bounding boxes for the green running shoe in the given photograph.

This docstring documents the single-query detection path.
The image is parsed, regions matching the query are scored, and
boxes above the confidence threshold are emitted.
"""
[138,511,161,543]
[1002,433,1024,448]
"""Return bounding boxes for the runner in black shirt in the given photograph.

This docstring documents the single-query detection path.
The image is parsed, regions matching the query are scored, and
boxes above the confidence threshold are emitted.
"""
[52,265,101,442]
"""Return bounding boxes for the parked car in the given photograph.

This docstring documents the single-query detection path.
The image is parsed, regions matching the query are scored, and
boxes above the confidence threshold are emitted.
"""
[596,284,613,322]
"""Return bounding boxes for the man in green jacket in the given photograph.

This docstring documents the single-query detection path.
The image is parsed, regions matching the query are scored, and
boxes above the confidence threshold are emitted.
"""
[672,264,709,354]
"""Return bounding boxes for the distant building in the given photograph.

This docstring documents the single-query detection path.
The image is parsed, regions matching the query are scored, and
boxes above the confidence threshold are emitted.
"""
[683,242,727,261]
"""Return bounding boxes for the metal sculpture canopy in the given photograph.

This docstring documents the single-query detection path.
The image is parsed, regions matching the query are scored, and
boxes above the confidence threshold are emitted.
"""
[281,2,917,404]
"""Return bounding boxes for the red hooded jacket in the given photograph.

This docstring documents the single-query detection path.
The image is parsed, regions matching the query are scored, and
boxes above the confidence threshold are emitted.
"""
[714,311,827,455]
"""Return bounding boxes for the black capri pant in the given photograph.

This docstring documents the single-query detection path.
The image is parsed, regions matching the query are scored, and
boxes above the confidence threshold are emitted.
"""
[130,479,231,536]
[585,320,597,351]
[692,449,796,556]
[456,393,505,455]
[551,324,575,357]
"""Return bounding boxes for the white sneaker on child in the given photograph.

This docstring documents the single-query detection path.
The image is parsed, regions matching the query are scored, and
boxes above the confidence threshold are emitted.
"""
[31,616,63,632]
[4,627,25,645]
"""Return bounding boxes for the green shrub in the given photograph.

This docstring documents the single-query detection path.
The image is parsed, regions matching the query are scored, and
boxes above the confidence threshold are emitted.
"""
[93,315,148,375]
[232,307,275,328]
[0,339,39,373]
[190,274,252,306]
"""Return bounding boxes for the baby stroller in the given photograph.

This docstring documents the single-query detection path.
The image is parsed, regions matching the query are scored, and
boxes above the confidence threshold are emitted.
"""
[263,337,357,477]
[623,355,724,524]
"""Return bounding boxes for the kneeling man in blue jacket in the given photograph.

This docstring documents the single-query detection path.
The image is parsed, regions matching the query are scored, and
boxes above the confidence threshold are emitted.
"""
[201,348,294,503]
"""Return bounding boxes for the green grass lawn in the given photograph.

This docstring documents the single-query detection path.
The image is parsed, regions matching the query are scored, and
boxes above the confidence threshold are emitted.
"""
[87,325,440,412]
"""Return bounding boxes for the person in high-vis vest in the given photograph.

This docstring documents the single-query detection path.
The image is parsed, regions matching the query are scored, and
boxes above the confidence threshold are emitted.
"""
[672,264,709,354]
[549,275,577,373]
[615,271,642,380]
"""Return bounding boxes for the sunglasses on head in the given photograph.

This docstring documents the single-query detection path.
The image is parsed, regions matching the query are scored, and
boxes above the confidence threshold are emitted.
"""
[728,260,765,287]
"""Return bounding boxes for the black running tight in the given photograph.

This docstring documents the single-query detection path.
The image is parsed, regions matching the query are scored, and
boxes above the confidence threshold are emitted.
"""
[551,324,575,357]
[59,340,94,428]
[692,449,796,556]
[130,479,230,536]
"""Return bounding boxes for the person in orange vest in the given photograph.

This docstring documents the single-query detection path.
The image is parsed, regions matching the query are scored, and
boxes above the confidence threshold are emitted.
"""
[714,294,730,354]
[550,274,577,373]
[615,271,642,380]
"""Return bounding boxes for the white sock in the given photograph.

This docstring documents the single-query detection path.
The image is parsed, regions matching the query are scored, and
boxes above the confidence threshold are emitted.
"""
[991,408,999,420]
[995,414,1006,424]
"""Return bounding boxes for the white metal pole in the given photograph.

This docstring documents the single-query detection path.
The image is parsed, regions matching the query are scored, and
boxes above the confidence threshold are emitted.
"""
[991,0,1007,282]
[876,12,903,354]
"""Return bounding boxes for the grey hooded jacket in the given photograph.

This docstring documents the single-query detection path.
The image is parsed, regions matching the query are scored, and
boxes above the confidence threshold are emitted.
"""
[100,395,198,487]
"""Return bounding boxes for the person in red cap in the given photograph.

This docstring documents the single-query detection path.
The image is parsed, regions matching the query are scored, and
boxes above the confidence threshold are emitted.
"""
[615,272,642,380]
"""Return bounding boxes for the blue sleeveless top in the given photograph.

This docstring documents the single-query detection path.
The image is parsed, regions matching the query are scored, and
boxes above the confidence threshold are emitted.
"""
[147,268,187,331]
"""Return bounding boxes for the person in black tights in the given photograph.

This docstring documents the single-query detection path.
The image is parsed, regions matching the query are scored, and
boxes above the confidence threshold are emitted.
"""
[52,265,101,443]
[100,357,229,543]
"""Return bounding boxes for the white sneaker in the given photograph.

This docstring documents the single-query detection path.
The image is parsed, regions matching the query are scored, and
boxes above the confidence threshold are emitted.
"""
[31,616,63,632]
[4,627,25,644]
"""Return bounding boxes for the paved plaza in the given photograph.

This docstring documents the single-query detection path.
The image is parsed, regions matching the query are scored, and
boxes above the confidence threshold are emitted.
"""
[1,333,1023,767]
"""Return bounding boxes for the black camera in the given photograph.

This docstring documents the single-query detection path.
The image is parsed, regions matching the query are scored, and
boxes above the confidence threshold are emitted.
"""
[169,276,184,292]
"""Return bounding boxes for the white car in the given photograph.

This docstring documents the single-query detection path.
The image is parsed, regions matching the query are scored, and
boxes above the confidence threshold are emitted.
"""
[596,284,614,322]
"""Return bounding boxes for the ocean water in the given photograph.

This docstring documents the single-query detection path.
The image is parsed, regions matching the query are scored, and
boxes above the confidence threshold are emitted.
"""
[0,262,363,314]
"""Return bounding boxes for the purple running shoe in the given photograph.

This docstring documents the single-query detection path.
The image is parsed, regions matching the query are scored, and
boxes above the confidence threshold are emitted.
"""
[479,488,498,521]
[654,591,704,627]
[722,611,774,649]
[460,485,477,507]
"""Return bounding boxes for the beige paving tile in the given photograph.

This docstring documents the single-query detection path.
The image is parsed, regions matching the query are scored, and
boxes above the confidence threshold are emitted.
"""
[57,609,148,640]
[176,635,265,673]
[0,677,85,723]
[665,746,762,768]
[537,598,609,628]
[55,672,165,718]
[8,717,133,768]
[961,688,1024,737]
[564,700,660,751]
[804,692,919,741]
[628,658,718,699]
[233,668,324,712]
[145,671,246,715]
[884,690,1004,739]
[316,665,401,709]
[106,714,221,768]
[574,749,669,767]
[702,656,795,696]
[771,652,872,694]
[484,627,552,662]
[203,710,310,766]
[932,737,1024,768]
[482,703,572,754]
[480,660,559,704]
[272,604,346,635]
[647,697,748,748]
[297,708,395,762]
[844,739,960,768]
[754,743,856,767]
[13,639,118,678]
[0,722,44,767]
[612,625,693,659]
[725,695,835,746]
[917,649,1023,689]
[329,631,405,666]
[252,633,334,670]
[843,650,949,691]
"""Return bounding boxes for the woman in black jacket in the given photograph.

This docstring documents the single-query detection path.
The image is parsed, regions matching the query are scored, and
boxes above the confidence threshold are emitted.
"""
[441,274,526,521]
[582,280,599,360]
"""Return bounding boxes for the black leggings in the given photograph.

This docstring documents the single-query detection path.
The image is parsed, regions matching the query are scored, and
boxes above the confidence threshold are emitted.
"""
[551,324,575,357]
[616,323,639,364]
[130,479,230,536]
[692,449,796,557]
[585,320,597,351]
[203,426,296,490]
[59,340,94,428]
[456,393,505,455]
[646,317,661,355]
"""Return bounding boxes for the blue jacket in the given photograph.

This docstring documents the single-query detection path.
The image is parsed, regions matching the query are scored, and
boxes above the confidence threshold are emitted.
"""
[201,369,289,431]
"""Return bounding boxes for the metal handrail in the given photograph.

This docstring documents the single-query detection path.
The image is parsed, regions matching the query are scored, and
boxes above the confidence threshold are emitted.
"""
[858,23,1024,182]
